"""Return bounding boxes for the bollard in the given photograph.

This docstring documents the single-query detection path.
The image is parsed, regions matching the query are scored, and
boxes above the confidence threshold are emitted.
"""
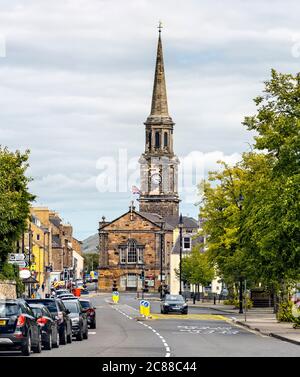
[112,291,119,304]
[143,301,150,318]
[140,300,145,316]
[214,295,216,305]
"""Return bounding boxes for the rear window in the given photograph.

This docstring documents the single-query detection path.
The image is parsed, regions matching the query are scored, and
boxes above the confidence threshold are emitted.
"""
[0,303,20,317]
[79,301,90,309]
[31,308,43,317]
[32,300,58,313]
[63,301,79,313]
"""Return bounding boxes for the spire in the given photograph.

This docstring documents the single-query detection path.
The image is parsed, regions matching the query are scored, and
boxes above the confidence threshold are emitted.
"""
[150,22,169,117]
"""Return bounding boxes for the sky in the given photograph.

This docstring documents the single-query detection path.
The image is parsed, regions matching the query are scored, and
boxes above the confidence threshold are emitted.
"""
[0,0,300,240]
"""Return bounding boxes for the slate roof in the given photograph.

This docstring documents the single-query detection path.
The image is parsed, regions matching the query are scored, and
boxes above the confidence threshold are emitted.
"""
[50,217,61,228]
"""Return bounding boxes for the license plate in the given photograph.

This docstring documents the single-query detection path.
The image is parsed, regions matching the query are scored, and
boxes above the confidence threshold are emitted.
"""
[0,320,6,326]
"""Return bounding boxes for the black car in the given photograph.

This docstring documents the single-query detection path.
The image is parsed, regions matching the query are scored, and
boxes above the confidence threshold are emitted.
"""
[62,299,88,341]
[160,294,188,314]
[26,298,72,345]
[27,303,59,350]
[0,299,42,356]
[79,299,96,329]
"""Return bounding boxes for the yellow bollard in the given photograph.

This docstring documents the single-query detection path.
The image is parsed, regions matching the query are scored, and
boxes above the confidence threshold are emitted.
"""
[112,291,119,304]
[140,300,145,316]
[143,301,150,317]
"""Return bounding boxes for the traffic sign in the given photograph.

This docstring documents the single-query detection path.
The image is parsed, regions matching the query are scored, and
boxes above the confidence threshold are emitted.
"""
[113,291,119,296]
[8,260,27,268]
[9,253,25,262]
[19,269,31,279]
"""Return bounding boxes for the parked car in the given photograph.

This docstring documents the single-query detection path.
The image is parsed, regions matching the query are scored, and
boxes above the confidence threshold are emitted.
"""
[55,290,70,297]
[27,303,59,350]
[0,299,42,356]
[26,298,72,345]
[79,299,96,329]
[62,299,88,341]
[57,294,75,299]
[160,294,188,314]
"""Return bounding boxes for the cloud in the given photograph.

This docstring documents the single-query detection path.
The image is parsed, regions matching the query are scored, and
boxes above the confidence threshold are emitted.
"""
[1,0,299,238]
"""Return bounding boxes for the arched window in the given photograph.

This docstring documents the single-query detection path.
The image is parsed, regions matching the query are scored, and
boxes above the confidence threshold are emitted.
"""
[148,132,152,149]
[155,131,160,148]
[164,132,168,147]
[119,239,144,264]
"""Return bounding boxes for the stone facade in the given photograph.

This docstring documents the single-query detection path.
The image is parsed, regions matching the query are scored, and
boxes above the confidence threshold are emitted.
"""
[98,209,173,292]
[0,280,17,299]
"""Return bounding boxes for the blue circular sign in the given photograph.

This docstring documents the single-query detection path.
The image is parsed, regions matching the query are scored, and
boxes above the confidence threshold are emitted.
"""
[113,291,119,296]
[143,301,149,308]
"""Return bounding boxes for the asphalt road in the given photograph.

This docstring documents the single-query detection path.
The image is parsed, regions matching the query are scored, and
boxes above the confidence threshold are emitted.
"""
[26,293,300,357]
[33,294,300,357]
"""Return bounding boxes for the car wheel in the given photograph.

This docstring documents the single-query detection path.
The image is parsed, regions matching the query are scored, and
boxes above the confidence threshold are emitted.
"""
[60,326,67,345]
[32,332,42,353]
[53,330,60,348]
[21,332,31,356]
[83,326,88,340]
[76,328,83,341]
[67,330,72,343]
[45,332,52,350]
[90,320,96,329]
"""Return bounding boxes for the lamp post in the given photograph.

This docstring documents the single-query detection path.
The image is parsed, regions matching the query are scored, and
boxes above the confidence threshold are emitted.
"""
[159,223,164,300]
[237,193,244,314]
[179,213,183,295]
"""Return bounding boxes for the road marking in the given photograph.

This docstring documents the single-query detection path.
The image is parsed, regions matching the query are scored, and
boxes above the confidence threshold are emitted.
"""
[88,332,97,335]
[111,305,171,357]
[151,313,228,321]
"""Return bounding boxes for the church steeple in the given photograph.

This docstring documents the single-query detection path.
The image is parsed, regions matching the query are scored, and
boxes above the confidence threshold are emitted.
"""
[138,24,180,219]
[150,26,169,117]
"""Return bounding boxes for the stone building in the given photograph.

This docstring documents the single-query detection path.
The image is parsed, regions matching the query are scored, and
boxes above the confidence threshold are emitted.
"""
[98,29,185,292]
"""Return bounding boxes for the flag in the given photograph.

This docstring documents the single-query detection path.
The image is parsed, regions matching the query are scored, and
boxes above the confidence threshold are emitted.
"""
[131,185,141,195]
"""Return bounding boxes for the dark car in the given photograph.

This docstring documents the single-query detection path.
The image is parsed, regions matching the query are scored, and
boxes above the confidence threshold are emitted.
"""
[27,303,59,350]
[79,299,96,329]
[26,298,72,345]
[62,299,88,341]
[160,294,188,314]
[0,299,42,356]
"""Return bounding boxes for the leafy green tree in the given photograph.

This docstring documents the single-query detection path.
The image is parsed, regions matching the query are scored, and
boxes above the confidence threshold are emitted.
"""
[0,147,35,269]
[181,246,215,288]
[242,70,300,298]
[83,253,99,273]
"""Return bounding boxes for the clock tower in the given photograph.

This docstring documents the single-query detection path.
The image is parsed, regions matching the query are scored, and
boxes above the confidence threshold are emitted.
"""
[138,26,180,218]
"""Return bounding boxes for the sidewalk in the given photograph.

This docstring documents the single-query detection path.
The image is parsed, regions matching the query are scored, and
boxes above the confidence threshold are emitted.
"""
[187,301,300,346]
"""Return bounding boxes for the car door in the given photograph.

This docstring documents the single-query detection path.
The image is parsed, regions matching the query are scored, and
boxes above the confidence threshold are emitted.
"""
[21,302,39,345]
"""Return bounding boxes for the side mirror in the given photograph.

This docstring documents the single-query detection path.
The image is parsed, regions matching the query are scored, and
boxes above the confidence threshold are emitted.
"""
[65,309,70,315]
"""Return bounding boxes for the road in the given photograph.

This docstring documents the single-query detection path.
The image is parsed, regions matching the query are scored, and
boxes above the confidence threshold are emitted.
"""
[30,293,299,357]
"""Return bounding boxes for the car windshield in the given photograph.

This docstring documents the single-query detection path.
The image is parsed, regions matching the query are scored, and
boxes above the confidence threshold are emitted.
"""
[63,301,79,313]
[0,303,20,317]
[165,295,184,302]
[79,301,90,309]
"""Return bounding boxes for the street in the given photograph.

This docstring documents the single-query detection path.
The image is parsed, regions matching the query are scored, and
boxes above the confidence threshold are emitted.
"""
[27,293,299,357]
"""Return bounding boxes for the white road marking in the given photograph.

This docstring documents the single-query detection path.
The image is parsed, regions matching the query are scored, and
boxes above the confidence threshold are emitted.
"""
[88,332,97,335]
[111,304,171,357]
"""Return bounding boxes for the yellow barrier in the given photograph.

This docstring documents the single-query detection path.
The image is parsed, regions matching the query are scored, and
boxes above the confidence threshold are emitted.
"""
[143,301,150,317]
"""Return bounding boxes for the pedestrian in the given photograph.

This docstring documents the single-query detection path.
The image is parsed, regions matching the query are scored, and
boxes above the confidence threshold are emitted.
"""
[42,282,45,292]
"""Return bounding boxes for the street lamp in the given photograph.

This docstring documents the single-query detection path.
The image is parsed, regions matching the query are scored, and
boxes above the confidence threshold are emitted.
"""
[237,193,244,314]
[159,223,164,299]
[179,213,183,296]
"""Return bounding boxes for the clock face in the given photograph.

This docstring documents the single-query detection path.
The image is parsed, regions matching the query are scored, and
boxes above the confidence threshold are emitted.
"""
[151,173,162,185]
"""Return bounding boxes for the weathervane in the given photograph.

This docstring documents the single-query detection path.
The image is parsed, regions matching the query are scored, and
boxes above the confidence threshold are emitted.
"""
[158,20,163,33]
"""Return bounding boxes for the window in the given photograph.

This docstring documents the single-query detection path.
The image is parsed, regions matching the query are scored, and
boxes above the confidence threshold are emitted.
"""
[183,237,191,250]
[164,132,168,147]
[148,132,152,149]
[119,240,144,264]
[155,131,160,148]
[120,247,126,264]
[127,240,137,263]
